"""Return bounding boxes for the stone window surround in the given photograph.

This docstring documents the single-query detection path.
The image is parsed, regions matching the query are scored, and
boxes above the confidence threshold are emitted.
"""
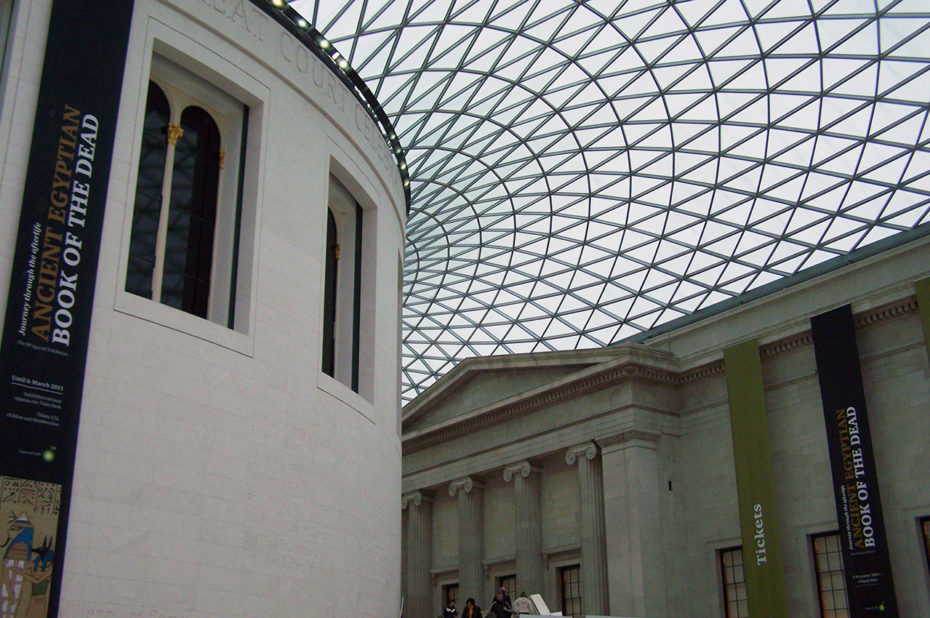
[114,24,266,356]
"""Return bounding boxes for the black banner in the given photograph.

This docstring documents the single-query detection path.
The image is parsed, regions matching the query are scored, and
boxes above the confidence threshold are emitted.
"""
[0,1,134,615]
[810,305,898,617]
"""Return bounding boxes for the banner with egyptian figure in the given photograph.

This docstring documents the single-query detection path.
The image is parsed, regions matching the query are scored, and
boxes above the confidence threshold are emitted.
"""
[723,339,788,618]
[810,304,898,616]
[0,1,134,615]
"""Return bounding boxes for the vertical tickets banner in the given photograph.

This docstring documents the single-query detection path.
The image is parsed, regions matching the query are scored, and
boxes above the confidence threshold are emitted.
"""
[723,339,788,618]
[810,305,898,616]
[0,1,134,615]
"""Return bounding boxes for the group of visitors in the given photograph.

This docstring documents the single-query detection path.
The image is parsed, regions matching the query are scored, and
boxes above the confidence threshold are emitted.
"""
[443,588,533,618]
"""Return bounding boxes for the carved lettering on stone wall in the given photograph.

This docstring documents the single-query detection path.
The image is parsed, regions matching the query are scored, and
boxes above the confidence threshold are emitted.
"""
[201,0,269,41]
[190,2,400,194]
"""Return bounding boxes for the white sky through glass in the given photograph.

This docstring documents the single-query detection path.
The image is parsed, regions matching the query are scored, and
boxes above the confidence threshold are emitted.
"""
[290,0,930,402]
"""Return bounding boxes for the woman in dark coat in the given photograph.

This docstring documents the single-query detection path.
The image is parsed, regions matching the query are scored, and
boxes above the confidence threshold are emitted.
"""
[487,589,513,618]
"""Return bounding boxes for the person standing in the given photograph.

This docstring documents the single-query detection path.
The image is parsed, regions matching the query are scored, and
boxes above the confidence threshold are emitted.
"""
[512,592,533,615]
[462,597,483,618]
[487,588,513,618]
[443,598,457,618]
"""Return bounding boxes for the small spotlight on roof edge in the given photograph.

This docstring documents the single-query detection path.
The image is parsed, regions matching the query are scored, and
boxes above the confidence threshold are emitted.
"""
[296,18,308,28]
[271,0,285,6]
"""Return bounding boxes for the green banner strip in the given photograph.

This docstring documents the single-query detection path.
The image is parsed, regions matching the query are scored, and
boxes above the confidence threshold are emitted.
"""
[723,339,787,617]
[917,278,930,367]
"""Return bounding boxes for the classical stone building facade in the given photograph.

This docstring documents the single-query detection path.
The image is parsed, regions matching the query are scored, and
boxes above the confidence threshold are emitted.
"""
[401,235,930,618]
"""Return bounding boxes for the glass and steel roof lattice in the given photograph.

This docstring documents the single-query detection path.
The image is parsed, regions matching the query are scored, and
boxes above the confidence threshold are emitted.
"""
[288,0,930,403]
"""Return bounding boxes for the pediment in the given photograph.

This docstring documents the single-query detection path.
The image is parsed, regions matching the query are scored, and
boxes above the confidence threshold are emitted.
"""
[402,346,675,435]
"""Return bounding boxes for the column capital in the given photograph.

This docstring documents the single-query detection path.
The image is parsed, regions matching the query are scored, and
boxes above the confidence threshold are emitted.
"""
[503,460,540,482]
[449,476,484,497]
[565,441,598,465]
[402,490,432,509]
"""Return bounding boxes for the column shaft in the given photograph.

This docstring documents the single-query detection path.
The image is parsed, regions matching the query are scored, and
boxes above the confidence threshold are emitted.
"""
[403,491,432,618]
[567,443,608,615]
[451,477,484,603]
[504,461,544,596]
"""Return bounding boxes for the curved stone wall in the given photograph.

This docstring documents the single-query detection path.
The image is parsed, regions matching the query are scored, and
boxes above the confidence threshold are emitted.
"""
[0,1,404,615]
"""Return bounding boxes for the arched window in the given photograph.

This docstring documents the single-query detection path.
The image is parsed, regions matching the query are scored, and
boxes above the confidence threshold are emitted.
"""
[125,54,248,328]
[161,106,221,317]
[322,176,369,395]
[127,87,222,320]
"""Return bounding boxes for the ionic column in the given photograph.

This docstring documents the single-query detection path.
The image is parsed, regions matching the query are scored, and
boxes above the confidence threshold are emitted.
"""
[450,476,484,602]
[402,490,432,618]
[566,442,608,615]
[503,460,544,596]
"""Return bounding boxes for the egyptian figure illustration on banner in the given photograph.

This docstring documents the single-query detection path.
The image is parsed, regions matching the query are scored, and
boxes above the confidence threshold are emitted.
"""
[0,477,61,618]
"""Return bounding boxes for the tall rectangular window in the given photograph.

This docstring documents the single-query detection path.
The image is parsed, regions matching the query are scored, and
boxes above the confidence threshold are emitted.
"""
[322,175,371,395]
[813,532,849,618]
[126,54,247,329]
[559,565,582,618]
[720,547,748,618]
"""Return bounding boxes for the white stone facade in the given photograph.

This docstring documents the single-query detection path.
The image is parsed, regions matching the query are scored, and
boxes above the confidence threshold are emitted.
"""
[402,236,930,617]
[0,1,405,615]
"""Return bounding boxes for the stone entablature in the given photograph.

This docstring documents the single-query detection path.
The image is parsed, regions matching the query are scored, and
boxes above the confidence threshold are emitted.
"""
[403,293,921,455]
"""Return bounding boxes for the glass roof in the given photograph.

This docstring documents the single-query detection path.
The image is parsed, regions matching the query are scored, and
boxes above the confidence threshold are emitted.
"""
[289,0,930,403]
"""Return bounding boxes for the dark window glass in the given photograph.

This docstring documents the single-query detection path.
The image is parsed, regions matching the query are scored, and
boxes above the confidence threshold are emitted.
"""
[126,81,169,299]
[162,105,220,317]
[322,209,338,376]
[813,532,849,618]
[720,547,748,618]
[559,565,581,618]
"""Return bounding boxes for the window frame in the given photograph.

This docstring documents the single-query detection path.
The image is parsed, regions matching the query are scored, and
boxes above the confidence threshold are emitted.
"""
[318,159,378,404]
[558,564,582,618]
[496,574,516,602]
[126,55,244,325]
[812,531,850,618]
[442,582,459,609]
[323,176,363,391]
[719,546,748,618]
[115,30,266,356]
